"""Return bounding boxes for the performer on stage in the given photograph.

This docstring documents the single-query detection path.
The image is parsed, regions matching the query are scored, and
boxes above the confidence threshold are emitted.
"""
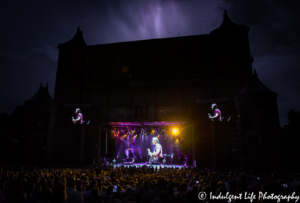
[148,137,163,163]
[208,103,222,121]
[72,108,90,124]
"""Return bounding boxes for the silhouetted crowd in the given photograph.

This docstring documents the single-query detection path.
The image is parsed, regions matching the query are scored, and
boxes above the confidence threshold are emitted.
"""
[1,164,300,203]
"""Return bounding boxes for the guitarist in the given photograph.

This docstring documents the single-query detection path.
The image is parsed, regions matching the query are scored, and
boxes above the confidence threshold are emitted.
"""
[72,108,83,124]
[208,103,222,122]
[148,137,163,163]
[72,108,90,124]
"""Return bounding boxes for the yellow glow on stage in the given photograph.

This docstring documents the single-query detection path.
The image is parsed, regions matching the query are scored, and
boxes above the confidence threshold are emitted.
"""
[172,128,179,136]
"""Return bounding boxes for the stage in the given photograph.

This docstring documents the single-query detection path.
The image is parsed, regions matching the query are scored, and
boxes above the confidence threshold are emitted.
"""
[111,162,190,169]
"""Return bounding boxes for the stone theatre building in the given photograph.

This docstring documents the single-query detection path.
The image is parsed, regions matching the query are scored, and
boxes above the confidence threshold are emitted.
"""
[21,10,280,168]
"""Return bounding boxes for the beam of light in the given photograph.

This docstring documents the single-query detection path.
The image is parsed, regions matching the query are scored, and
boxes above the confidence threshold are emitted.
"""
[133,135,136,143]
[96,0,225,44]
[138,147,142,158]
[172,128,179,136]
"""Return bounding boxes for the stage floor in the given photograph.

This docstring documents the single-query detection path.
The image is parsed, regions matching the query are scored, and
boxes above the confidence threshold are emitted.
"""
[113,162,187,169]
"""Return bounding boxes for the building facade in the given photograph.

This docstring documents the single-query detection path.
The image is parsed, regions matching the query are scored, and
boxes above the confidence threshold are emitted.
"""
[40,10,280,168]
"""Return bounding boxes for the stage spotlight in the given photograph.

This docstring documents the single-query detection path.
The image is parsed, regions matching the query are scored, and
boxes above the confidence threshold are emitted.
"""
[172,128,179,136]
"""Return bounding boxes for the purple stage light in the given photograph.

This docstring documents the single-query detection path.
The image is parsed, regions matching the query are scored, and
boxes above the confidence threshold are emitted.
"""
[108,121,183,126]
[125,149,129,158]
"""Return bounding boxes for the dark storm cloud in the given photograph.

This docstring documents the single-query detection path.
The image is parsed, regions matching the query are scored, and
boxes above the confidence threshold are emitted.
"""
[0,50,31,65]
[0,0,299,126]
[0,46,57,70]
[31,46,58,67]
[85,0,227,44]
[0,46,57,114]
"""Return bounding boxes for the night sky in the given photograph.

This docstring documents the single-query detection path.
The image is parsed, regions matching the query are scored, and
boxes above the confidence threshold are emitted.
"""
[1,0,299,126]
